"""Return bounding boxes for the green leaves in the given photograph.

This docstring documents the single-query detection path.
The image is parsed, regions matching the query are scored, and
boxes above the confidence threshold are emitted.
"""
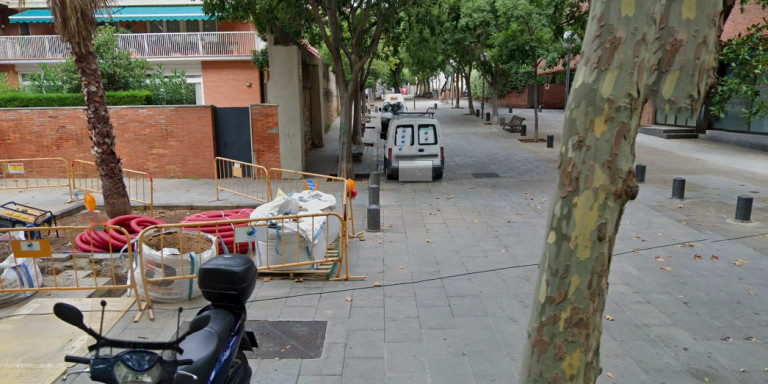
[710,19,768,128]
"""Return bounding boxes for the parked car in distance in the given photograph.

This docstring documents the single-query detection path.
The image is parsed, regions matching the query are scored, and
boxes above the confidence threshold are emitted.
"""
[380,93,407,139]
[384,110,444,181]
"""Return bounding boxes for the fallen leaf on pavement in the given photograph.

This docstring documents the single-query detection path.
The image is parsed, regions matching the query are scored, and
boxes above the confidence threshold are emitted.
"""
[735,259,749,266]
[473,219,479,223]
[426,239,433,243]
[263,276,272,282]
[749,291,755,295]
[294,278,304,283]
[394,200,399,202]
[605,315,615,321]
[606,372,615,379]
[688,243,695,247]
[360,237,366,241]
[345,297,352,302]
[710,255,719,261]
[388,224,393,227]
[448,195,455,199]
[501,249,506,253]
[654,256,664,262]
[373,281,382,287]
[661,267,672,271]
[694,254,702,260]
[399,266,404,269]
[677,204,684,208]
[681,221,688,225]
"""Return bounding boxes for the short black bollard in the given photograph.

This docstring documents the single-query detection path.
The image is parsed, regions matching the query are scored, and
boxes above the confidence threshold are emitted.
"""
[635,164,646,183]
[500,117,505,127]
[520,124,527,136]
[546,135,554,148]
[671,177,685,200]
[508,106,513,113]
[434,103,438,110]
[368,183,380,206]
[735,195,753,222]
[538,105,543,112]
[369,171,380,186]
[367,205,381,232]
[485,112,491,122]
[475,109,480,117]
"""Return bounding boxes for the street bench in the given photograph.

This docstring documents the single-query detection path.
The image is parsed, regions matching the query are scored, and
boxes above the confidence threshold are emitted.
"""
[502,115,526,133]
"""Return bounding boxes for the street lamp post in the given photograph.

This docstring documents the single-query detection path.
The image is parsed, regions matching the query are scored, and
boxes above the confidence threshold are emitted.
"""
[480,52,488,118]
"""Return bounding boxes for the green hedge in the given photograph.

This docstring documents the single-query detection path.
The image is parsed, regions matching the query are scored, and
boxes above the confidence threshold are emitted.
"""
[0,90,154,108]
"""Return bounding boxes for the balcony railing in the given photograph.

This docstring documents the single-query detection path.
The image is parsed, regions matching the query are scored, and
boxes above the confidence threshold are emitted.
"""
[0,32,265,62]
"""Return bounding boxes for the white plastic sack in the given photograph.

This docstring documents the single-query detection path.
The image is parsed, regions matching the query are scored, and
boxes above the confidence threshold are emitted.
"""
[133,231,217,303]
[0,253,44,305]
[249,191,340,270]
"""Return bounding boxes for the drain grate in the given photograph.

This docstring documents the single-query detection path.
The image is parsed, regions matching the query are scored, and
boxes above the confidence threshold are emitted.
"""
[244,320,327,359]
[471,172,500,178]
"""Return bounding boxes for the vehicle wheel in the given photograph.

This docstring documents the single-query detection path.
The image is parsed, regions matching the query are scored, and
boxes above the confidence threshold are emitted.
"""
[380,131,386,140]
[433,170,443,180]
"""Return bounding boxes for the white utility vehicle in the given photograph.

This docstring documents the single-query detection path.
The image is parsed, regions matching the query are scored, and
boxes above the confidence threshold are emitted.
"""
[384,109,443,181]
[380,93,407,139]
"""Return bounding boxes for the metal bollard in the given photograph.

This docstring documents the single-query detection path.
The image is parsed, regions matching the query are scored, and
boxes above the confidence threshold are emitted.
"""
[538,105,543,112]
[671,177,685,200]
[369,171,380,186]
[520,124,527,136]
[546,135,554,148]
[508,106,513,113]
[735,195,753,222]
[500,117,505,127]
[485,112,491,122]
[475,109,480,117]
[367,205,381,232]
[368,183,380,206]
[635,164,646,183]
[434,103,438,110]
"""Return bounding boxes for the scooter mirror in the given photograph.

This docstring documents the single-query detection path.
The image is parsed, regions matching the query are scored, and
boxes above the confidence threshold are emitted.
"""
[54,302,88,332]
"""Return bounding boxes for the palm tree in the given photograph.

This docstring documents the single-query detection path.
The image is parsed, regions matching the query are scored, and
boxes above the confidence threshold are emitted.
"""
[47,0,131,217]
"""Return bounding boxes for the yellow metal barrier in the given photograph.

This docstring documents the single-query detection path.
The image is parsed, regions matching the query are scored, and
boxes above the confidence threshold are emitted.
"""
[0,225,149,321]
[214,157,270,203]
[71,160,154,215]
[0,157,73,200]
[134,212,363,309]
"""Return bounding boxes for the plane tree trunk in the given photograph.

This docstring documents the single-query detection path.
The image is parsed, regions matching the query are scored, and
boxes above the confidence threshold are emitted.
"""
[520,1,734,382]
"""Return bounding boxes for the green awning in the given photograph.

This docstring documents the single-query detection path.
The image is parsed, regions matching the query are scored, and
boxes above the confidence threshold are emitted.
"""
[9,6,212,24]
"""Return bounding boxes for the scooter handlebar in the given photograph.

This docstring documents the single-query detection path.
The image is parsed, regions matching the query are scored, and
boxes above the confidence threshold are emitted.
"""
[64,355,91,365]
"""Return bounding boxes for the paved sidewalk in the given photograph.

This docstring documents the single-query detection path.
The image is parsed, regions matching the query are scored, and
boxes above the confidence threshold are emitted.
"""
[2,98,767,383]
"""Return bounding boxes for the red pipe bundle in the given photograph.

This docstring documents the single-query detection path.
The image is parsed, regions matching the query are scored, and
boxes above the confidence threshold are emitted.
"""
[181,209,254,253]
[75,215,166,253]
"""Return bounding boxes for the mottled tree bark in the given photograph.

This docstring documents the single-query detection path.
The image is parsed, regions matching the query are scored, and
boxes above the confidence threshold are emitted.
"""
[73,49,131,218]
[464,64,475,114]
[520,1,733,383]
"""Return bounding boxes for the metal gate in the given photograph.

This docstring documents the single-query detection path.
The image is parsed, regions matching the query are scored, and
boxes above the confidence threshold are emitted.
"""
[214,107,253,165]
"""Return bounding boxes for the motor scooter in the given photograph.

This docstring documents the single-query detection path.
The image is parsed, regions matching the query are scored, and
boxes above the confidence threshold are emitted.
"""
[55,253,259,384]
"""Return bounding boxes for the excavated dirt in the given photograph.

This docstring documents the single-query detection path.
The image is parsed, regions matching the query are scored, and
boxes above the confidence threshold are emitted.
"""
[141,232,213,254]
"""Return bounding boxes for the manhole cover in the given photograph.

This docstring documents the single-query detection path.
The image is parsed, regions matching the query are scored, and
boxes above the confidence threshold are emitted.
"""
[245,320,327,359]
[472,172,500,178]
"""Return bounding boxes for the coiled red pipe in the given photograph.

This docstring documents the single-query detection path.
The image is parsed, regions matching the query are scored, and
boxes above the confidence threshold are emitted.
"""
[181,209,254,253]
[75,215,166,253]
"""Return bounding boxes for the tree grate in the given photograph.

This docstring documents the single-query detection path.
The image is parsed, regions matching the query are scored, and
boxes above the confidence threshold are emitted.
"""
[244,320,327,359]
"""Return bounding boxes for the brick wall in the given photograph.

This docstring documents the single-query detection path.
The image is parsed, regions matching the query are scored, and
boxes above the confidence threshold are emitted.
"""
[722,3,767,40]
[217,20,257,32]
[540,84,566,109]
[0,106,215,178]
[250,104,280,169]
[502,88,529,108]
[640,101,655,127]
[202,61,262,107]
[0,64,19,88]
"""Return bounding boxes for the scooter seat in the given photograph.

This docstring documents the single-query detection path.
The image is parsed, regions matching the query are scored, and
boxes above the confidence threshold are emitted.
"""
[177,308,236,383]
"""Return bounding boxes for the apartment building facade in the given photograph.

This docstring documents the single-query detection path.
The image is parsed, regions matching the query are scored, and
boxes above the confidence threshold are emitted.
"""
[0,0,266,107]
